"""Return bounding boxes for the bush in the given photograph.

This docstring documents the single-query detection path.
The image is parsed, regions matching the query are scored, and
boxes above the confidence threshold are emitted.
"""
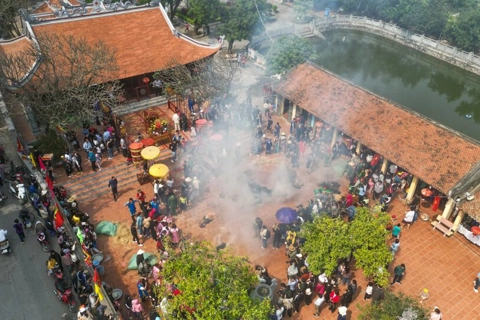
[30,129,67,161]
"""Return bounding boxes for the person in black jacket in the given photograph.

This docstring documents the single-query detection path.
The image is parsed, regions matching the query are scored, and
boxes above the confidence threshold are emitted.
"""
[130,221,143,247]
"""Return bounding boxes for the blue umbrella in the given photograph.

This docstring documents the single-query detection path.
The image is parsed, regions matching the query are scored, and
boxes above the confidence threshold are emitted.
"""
[275,207,298,224]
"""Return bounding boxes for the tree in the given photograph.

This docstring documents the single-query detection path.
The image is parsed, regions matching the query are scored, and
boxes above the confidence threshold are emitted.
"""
[188,0,221,34]
[0,0,28,39]
[358,291,429,320]
[300,209,392,283]
[266,35,316,75]
[153,54,239,103]
[445,8,480,52]
[294,0,313,20]
[300,215,352,275]
[218,0,267,52]
[154,241,272,319]
[349,207,392,287]
[161,0,183,21]
[0,33,123,127]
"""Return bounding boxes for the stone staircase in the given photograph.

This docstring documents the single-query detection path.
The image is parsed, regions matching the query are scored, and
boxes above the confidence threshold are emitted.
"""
[296,25,315,38]
[59,149,172,203]
[114,96,168,116]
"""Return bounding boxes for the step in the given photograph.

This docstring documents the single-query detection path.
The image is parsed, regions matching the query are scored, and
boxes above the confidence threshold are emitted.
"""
[114,96,168,116]
[74,174,140,203]
[60,164,138,190]
[63,170,139,196]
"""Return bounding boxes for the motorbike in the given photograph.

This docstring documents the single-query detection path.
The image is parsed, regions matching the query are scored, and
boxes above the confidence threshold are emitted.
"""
[35,221,50,252]
[9,180,27,205]
[19,209,35,229]
[54,277,76,313]
[47,261,64,279]
[0,230,12,255]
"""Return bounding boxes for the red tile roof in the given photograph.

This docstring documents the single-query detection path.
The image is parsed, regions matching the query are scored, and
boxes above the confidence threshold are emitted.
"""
[30,6,220,81]
[0,36,33,57]
[274,62,480,193]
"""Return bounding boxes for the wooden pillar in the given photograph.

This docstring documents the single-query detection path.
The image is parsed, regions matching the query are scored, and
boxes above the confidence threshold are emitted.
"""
[291,104,297,120]
[452,209,465,232]
[355,142,362,154]
[441,198,456,219]
[406,176,418,203]
[331,127,338,148]
[380,158,389,174]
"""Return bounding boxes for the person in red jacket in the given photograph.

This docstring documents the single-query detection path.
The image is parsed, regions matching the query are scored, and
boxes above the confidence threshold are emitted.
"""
[136,189,146,208]
[329,289,340,312]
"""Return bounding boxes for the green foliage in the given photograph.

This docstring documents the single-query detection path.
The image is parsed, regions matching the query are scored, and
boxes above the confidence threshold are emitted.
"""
[218,0,267,51]
[266,35,316,75]
[300,215,351,275]
[349,208,392,287]
[300,208,391,284]
[337,0,480,52]
[358,291,429,320]
[155,241,271,319]
[445,9,480,52]
[30,129,66,160]
[188,0,221,27]
[294,0,313,20]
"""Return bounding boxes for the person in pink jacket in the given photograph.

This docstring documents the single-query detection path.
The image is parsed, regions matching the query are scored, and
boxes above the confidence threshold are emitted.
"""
[131,298,143,318]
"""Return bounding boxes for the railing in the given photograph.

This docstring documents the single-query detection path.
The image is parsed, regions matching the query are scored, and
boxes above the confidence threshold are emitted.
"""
[249,25,296,48]
[312,15,480,75]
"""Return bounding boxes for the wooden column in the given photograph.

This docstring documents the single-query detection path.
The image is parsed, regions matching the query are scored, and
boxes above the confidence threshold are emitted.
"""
[380,158,389,174]
[291,104,297,120]
[452,209,465,232]
[331,127,338,148]
[441,198,456,219]
[406,176,418,203]
[355,142,362,154]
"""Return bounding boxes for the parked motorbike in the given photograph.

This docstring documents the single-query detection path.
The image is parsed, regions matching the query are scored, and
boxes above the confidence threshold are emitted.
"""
[35,221,50,252]
[47,261,64,279]
[0,229,12,255]
[54,277,76,313]
[19,209,35,229]
[9,180,27,205]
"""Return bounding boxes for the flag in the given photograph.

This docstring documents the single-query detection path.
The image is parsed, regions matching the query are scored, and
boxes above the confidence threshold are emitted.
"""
[29,152,37,168]
[94,283,104,301]
[53,207,64,229]
[45,175,54,192]
[76,227,84,244]
[16,137,23,152]
[38,156,46,171]
[93,268,104,301]
[56,125,66,133]
[81,243,92,266]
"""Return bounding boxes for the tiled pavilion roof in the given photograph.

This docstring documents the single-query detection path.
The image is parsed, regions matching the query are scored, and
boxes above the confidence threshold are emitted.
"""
[274,62,480,193]
[28,6,220,81]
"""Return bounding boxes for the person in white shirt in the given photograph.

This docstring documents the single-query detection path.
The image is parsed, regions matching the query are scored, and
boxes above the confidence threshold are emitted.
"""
[337,303,348,320]
[172,113,180,131]
[275,304,284,320]
[313,293,324,317]
[403,210,415,229]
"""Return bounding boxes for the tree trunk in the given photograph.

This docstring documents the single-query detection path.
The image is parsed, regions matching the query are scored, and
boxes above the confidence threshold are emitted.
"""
[228,40,234,53]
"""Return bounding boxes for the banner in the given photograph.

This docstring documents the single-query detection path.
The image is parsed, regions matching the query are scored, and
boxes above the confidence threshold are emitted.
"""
[53,207,64,229]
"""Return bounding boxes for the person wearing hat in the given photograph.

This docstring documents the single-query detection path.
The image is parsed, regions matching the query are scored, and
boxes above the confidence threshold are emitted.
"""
[429,307,443,320]
[287,244,297,260]
[77,305,93,320]
[419,288,429,303]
